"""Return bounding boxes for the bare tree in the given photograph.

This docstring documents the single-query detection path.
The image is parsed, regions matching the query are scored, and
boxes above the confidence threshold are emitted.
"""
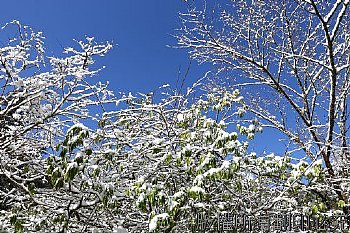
[177,0,350,214]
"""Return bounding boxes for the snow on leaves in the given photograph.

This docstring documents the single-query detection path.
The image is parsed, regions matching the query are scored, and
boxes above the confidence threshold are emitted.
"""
[0,21,114,232]
[2,4,350,231]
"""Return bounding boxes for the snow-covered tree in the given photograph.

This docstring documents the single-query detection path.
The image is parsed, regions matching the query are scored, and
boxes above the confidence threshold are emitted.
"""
[3,3,350,230]
[177,0,350,223]
[1,20,265,233]
[90,80,333,232]
[94,81,265,232]
[0,21,114,232]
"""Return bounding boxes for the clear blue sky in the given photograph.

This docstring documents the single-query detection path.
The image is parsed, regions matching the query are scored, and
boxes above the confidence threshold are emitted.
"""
[0,0,284,155]
[0,0,204,93]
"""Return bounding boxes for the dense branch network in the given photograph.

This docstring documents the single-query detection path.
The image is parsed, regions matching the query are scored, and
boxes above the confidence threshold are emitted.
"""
[176,0,350,217]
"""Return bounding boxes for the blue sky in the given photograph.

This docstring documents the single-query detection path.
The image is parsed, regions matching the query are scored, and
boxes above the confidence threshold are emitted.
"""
[0,0,284,155]
[0,0,204,93]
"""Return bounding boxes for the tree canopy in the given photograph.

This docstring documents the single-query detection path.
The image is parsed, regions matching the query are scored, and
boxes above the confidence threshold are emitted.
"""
[2,0,350,232]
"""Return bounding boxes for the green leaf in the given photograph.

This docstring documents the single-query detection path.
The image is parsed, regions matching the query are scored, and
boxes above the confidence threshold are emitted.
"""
[55,178,64,189]
[153,148,162,154]
[85,148,92,156]
[15,221,24,233]
[28,183,36,196]
[338,200,345,208]
[10,216,23,233]
[318,202,325,211]
[312,205,319,215]
[23,165,29,174]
